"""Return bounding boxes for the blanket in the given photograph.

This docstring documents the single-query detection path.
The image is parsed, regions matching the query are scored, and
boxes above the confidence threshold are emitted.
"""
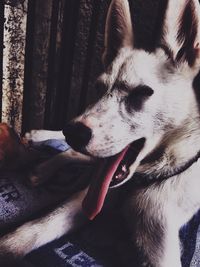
[0,140,199,267]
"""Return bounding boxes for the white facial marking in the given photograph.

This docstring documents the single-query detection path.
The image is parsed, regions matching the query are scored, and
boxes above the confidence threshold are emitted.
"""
[75,48,198,160]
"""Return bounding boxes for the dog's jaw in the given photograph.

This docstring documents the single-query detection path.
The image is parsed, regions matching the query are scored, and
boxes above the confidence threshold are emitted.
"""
[136,117,200,182]
[82,138,146,220]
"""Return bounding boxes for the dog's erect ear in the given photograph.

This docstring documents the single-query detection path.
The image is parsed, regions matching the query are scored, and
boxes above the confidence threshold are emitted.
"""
[102,0,133,67]
[161,0,200,66]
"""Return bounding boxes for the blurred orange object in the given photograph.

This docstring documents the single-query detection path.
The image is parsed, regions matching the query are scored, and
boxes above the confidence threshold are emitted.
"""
[0,123,27,169]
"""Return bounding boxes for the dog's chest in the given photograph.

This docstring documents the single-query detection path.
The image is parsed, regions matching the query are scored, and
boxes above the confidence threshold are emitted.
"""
[120,159,200,229]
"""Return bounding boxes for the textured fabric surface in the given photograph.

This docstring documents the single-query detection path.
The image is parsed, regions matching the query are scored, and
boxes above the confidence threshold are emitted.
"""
[0,139,200,266]
[0,140,92,233]
[26,208,200,267]
[180,211,200,267]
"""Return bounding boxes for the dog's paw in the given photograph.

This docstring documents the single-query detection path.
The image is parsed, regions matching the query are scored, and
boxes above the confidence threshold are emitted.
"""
[25,130,64,142]
[25,130,50,142]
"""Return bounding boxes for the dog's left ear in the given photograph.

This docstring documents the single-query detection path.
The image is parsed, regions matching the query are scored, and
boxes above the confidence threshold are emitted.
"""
[161,0,200,66]
[102,0,134,67]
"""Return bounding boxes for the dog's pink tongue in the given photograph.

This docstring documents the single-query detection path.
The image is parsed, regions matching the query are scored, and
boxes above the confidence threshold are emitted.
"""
[82,147,129,220]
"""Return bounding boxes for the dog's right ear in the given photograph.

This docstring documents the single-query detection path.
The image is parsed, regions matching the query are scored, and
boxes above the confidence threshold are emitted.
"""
[102,0,134,67]
[160,0,200,66]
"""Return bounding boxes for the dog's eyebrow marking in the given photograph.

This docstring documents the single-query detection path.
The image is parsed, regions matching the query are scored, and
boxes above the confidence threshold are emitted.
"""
[141,145,166,165]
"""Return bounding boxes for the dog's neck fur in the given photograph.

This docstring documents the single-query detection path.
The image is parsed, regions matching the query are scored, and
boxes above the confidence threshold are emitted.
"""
[135,116,200,183]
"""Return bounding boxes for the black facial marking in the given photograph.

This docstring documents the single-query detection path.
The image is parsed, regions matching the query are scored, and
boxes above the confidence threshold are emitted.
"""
[125,85,154,112]
[176,1,198,66]
[141,145,165,165]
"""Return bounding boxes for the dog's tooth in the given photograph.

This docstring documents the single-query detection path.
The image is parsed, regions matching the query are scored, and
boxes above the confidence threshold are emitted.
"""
[122,165,127,172]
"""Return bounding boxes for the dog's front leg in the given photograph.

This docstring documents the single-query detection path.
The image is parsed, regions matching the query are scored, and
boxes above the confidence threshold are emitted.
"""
[125,216,181,267]
[29,149,93,186]
[123,193,182,267]
[160,223,181,267]
[0,188,88,264]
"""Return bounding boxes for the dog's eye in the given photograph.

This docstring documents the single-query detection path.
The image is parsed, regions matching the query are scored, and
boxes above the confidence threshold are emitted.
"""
[126,85,154,111]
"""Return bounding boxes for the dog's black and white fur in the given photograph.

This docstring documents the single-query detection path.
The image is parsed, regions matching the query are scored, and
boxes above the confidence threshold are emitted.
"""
[1,0,200,266]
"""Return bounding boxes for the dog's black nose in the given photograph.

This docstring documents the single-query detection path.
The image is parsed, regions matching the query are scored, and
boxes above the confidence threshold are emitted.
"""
[63,122,92,151]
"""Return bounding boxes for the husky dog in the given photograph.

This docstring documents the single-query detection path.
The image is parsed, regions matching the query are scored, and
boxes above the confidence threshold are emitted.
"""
[1,0,200,266]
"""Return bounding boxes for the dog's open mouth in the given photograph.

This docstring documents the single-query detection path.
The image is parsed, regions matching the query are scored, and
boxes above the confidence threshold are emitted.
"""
[82,138,145,220]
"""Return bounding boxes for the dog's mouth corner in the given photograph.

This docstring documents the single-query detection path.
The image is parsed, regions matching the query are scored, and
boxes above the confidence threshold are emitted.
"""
[109,137,146,187]
[82,137,146,220]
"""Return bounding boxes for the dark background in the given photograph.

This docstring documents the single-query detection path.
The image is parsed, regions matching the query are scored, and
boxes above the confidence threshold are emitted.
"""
[0,0,166,133]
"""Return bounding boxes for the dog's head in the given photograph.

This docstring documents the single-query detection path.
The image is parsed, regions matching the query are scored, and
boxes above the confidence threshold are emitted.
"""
[63,0,200,219]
